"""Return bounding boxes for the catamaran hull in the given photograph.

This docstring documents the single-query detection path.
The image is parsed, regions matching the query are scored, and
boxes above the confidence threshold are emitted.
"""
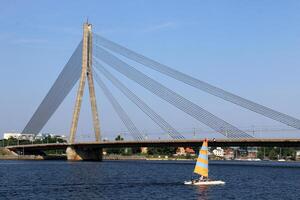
[184,180,225,185]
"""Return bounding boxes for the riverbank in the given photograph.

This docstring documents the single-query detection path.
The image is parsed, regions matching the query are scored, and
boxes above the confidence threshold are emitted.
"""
[0,147,298,162]
[0,155,44,160]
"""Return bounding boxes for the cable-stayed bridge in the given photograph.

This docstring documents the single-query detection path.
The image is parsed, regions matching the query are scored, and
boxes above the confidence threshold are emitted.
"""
[8,22,300,160]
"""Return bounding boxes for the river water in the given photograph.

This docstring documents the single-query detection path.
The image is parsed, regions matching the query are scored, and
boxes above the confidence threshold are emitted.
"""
[0,160,300,200]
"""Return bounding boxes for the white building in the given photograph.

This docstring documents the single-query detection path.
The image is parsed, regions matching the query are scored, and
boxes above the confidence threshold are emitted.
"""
[3,132,35,141]
[213,147,224,157]
[3,132,67,142]
[54,135,67,141]
[34,134,44,140]
[175,147,186,156]
[4,132,20,139]
[296,150,300,161]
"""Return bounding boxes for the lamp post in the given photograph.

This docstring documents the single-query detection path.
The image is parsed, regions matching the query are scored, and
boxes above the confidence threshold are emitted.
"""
[193,128,196,138]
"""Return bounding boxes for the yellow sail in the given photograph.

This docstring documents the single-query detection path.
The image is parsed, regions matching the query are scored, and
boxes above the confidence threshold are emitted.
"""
[194,139,209,177]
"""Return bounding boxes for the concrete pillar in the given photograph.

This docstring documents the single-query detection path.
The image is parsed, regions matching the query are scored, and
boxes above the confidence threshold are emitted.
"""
[69,22,101,143]
[66,146,103,161]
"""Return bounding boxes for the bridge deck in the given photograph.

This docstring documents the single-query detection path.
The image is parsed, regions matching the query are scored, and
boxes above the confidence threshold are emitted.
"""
[6,138,300,152]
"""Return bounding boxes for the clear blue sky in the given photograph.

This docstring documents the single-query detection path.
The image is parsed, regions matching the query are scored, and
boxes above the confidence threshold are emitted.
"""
[1,0,300,140]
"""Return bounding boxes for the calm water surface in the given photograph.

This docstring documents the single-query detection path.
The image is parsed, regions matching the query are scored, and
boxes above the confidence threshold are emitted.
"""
[0,160,300,200]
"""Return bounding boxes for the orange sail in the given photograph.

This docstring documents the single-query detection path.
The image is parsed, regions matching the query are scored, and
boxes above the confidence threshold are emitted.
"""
[194,139,209,177]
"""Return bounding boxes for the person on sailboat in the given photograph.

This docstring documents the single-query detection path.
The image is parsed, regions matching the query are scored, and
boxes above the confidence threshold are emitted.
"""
[199,176,204,181]
[199,175,208,182]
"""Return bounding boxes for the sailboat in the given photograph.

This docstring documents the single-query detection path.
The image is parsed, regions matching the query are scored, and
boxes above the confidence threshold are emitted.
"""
[184,139,225,185]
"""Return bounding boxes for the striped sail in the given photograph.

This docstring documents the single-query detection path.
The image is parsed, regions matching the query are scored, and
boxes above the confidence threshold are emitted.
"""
[194,139,209,177]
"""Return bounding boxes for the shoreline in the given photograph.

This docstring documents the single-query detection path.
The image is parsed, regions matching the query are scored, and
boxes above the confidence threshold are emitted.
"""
[0,154,298,163]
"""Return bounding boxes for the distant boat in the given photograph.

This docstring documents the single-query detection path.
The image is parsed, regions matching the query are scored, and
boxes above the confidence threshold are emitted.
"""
[278,159,286,162]
[184,139,225,185]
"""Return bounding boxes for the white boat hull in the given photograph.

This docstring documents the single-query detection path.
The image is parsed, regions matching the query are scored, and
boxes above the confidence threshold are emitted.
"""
[184,180,225,185]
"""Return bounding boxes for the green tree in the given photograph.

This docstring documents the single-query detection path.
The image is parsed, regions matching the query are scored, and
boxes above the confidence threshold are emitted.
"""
[147,147,176,156]
[268,149,278,160]
[115,135,124,141]
[105,134,126,155]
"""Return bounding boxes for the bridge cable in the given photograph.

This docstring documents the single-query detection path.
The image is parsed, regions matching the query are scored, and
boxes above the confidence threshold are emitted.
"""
[93,71,145,141]
[93,49,248,139]
[93,51,245,139]
[93,46,252,138]
[31,52,82,132]
[93,35,297,129]
[93,60,185,140]
[93,34,300,130]
[93,61,184,140]
[23,43,82,134]
[22,41,83,134]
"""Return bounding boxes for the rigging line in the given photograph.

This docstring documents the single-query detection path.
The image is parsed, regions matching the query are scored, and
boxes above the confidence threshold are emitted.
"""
[93,54,244,139]
[92,43,298,136]
[25,69,80,133]
[40,51,82,108]
[30,54,82,130]
[93,54,246,138]
[94,73,144,141]
[93,46,252,138]
[93,71,144,141]
[93,34,300,129]
[95,56,243,138]
[29,66,82,133]
[24,63,80,133]
[22,41,83,134]
[93,38,300,129]
[24,63,81,134]
[93,60,185,139]
[23,47,82,133]
[93,59,180,139]
[93,55,243,139]
[92,58,230,138]
[92,49,243,138]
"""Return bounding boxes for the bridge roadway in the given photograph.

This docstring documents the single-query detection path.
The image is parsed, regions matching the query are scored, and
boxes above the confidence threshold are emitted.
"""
[7,138,300,152]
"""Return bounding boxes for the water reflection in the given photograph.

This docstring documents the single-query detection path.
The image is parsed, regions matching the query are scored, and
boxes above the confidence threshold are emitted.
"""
[195,185,209,200]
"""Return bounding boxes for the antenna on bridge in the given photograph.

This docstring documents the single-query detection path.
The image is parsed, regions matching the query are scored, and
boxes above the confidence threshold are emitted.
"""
[69,22,101,143]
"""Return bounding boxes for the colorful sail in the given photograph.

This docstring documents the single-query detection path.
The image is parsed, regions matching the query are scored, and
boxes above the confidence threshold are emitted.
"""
[194,139,209,177]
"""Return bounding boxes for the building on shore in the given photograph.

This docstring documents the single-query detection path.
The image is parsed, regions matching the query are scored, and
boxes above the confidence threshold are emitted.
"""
[296,150,300,161]
[185,147,196,156]
[141,147,148,154]
[175,147,195,156]
[3,132,67,142]
[247,147,258,158]
[224,148,235,160]
[3,133,35,141]
[212,147,224,158]
[223,147,258,159]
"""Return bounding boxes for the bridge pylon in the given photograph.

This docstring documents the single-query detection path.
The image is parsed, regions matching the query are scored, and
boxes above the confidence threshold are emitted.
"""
[69,22,101,143]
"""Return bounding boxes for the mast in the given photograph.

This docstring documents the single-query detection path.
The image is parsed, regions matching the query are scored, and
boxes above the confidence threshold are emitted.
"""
[194,139,209,178]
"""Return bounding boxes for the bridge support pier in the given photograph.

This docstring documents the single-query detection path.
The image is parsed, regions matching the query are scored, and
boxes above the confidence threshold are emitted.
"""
[66,146,102,161]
